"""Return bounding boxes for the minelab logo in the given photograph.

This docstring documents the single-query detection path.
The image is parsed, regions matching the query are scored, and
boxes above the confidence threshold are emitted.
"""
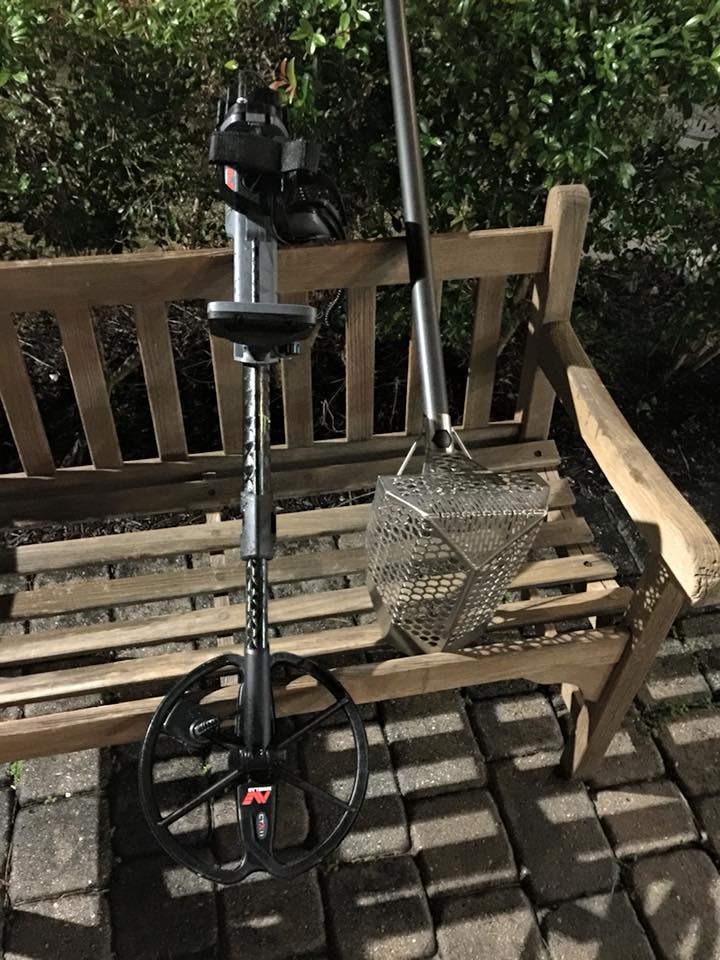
[242,786,273,806]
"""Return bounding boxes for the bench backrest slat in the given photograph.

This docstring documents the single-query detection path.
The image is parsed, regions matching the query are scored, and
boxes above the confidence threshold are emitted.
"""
[134,300,188,461]
[209,333,244,455]
[463,276,506,429]
[55,303,123,469]
[0,190,592,527]
[280,290,315,448]
[0,228,550,313]
[0,312,55,477]
[345,286,377,442]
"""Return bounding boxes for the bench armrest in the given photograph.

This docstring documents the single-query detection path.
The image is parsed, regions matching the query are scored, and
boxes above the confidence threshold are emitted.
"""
[538,320,720,606]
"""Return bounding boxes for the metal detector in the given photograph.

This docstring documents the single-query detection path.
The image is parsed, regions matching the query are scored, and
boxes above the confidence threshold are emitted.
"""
[138,77,368,884]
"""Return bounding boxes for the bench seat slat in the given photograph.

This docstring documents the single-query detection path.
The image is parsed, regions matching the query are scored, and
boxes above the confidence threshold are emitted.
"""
[0,585,372,667]
[0,503,371,577]
[0,552,616,666]
[0,624,384,707]
[2,546,368,620]
[1,516,592,621]
[0,586,632,709]
[0,625,627,762]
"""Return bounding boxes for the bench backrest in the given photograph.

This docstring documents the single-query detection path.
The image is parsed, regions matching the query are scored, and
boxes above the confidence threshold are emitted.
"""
[0,185,590,527]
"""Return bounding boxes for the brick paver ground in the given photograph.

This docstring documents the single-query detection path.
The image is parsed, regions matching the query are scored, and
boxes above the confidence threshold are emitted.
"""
[2,552,720,958]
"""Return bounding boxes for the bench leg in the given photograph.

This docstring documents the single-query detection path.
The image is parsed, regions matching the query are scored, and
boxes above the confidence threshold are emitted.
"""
[561,554,686,779]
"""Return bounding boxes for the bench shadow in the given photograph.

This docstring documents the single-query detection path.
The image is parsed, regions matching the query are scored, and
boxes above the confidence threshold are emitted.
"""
[6,907,110,960]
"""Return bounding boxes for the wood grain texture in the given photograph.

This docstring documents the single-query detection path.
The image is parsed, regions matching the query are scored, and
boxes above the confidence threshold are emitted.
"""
[0,585,373,667]
[0,586,634,710]
[0,228,552,314]
[566,555,686,778]
[0,550,614,665]
[540,320,720,605]
[0,422,519,495]
[0,601,632,709]
[345,287,376,441]
[0,500,584,580]
[0,624,386,707]
[463,277,506,429]
[0,469,573,529]
[0,587,632,706]
[1,503,370,575]
[209,333,243,454]
[0,313,55,477]
[280,291,314,447]
[0,625,627,761]
[0,438,563,527]
[516,185,590,441]
[134,300,187,460]
[1,519,598,621]
[2,545,368,620]
[54,304,122,469]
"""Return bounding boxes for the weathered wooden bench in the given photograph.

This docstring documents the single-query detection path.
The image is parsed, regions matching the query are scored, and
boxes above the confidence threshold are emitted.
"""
[1,184,718,778]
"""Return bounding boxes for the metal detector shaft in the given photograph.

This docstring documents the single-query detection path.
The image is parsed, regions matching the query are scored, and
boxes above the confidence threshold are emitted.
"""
[384,0,451,448]
[229,207,276,751]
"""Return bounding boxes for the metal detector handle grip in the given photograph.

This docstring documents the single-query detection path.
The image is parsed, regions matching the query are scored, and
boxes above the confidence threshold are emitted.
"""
[384,0,452,448]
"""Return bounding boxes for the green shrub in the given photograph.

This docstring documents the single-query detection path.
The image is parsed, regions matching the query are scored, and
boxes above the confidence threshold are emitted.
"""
[0,0,275,254]
[1,0,718,373]
[265,0,720,371]
[265,1,720,255]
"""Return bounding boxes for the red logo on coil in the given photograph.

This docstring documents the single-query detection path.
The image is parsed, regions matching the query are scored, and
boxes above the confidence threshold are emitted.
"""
[242,786,272,806]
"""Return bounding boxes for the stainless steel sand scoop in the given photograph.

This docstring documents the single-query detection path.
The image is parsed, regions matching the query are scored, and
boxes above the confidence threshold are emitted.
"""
[367,0,549,654]
[367,452,548,654]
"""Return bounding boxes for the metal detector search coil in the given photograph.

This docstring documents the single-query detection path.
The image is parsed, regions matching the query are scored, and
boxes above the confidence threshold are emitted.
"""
[367,454,549,654]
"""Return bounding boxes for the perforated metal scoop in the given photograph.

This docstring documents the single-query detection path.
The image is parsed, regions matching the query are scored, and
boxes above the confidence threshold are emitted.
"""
[367,451,548,654]
[368,0,549,654]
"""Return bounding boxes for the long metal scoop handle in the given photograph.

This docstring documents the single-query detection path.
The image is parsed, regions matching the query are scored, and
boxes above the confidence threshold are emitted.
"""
[384,0,452,450]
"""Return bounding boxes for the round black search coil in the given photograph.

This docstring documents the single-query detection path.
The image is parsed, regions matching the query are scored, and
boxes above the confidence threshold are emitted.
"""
[139,652,369,884]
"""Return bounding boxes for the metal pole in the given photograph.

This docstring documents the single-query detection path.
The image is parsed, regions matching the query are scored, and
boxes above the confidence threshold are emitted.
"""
[384,0,452,448]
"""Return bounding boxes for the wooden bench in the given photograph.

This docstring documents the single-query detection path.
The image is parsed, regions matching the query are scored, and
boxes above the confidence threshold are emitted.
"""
[1,184,718,778]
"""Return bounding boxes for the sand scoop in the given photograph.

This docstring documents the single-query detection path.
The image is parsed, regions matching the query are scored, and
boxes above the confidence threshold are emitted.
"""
[367,1,550,656]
